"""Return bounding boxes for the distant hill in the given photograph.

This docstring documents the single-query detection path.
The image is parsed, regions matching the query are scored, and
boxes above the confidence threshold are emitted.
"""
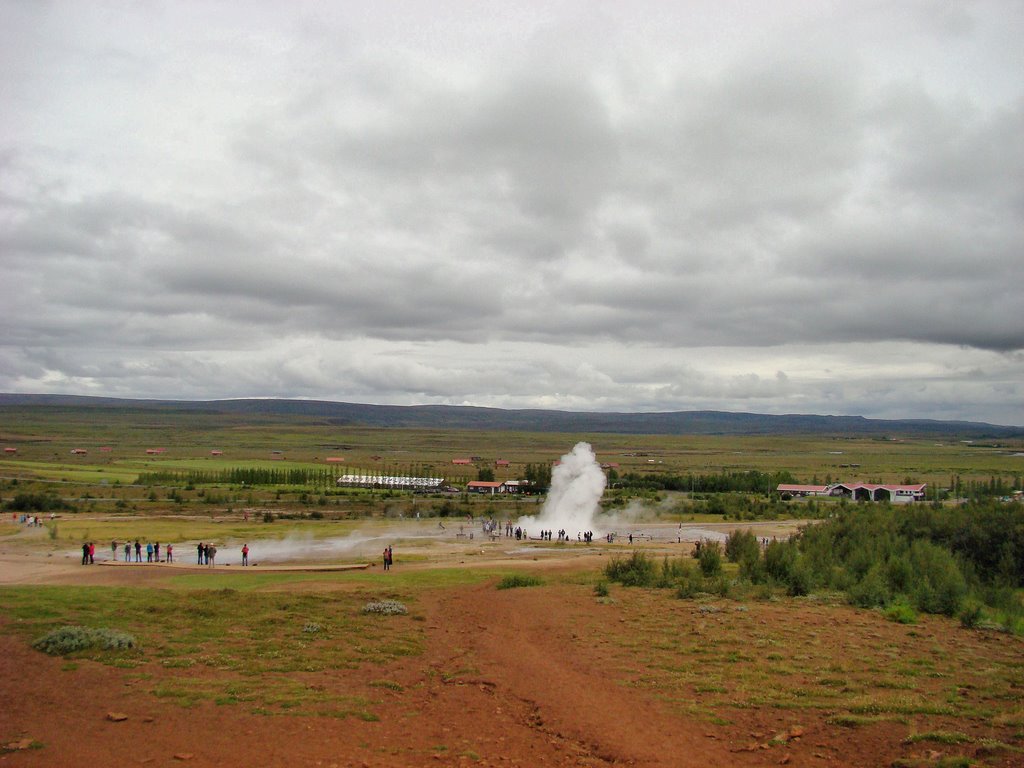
[1,393,1021,439]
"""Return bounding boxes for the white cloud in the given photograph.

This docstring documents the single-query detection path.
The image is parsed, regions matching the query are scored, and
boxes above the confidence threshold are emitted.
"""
[1,1,1022,426]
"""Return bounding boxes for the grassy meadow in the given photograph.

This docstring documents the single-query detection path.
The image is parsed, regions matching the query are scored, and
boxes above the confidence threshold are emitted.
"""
[1,404,1021,522]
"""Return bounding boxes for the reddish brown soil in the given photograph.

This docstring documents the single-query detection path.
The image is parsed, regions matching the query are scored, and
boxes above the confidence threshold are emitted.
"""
[1,556,1022,767]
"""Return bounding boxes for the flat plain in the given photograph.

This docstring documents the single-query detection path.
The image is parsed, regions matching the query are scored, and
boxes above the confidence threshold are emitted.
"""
[1,407,1022,766]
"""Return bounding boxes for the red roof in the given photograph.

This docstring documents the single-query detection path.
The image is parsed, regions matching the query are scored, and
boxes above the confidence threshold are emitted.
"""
[452,458,472,464]
[325,457,344,462]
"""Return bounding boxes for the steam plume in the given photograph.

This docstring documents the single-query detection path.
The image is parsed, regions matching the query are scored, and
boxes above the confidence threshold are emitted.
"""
[517,442,606,535]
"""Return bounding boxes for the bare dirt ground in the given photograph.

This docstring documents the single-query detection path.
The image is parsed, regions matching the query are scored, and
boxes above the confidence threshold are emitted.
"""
[1,520,1022,767]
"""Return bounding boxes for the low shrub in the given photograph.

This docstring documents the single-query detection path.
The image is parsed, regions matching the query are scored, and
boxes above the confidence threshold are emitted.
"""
[362,600,408,615]
[496,574,543,590]
[32,626,138,655]
[698,541,723,577]
[884,599,918,625]
[605,551,657,587]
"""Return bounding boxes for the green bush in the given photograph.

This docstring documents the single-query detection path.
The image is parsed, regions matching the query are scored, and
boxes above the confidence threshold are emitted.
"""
[765,539,798,583]
[605,551,656,587]
[593,581,610,598]
[724,529,760,563]
[849,563,891,608]
[32,626,138,655]
[908,540,967,616]
[884,599,918,625]
[698,541,723,577]
[496,574,543,590]
[958,599,984,629]
[786,560,813,597]
[656,555,691,588]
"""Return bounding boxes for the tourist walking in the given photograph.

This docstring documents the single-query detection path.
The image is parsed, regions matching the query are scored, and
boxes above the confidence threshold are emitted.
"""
[241,544,249,566]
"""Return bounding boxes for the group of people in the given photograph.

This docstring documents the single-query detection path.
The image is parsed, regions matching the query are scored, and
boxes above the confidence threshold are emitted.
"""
[78,540,254,567]
[196,542,218,566]
[112,539,174,563]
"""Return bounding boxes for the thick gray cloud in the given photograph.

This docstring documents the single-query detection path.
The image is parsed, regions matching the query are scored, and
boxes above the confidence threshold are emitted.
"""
[1,1,1022,425]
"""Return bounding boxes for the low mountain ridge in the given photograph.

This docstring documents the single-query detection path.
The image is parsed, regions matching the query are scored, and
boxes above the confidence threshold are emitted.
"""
[1,393,1020,438]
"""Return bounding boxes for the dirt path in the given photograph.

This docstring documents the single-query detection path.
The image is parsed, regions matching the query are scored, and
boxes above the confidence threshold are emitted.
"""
[416,582,746,767]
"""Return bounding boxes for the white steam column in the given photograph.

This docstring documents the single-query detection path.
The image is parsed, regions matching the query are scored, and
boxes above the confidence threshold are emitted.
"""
[517,442,607,536]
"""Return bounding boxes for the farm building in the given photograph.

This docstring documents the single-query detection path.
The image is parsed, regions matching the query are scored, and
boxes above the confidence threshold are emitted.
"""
[324,457,344,463]
[3,447,16,454]
[777,482,926,503]
[210,450,223,456]
[70,449,87,455]
[336,474,444,491]
[495,459,510,467]
[467,480,531,495]
[467,481,504,494]
[829,483,926,503]
[777,484,830,497]
[452,458,472,465]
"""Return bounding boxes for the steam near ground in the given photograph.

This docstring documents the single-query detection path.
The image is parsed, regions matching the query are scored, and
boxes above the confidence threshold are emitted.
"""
[63,444,747,565]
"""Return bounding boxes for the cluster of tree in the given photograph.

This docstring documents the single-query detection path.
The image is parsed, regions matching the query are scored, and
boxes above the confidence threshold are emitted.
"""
[617,469,798,494]
[137,467,360,488]
[604,500,1023,632]
[725,500,1023,626]
[3,492,74,512]
[948,474,1022,501]
[523,463,552,493]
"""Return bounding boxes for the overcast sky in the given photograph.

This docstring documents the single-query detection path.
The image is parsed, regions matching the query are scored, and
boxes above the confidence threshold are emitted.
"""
[2,1,1022,426]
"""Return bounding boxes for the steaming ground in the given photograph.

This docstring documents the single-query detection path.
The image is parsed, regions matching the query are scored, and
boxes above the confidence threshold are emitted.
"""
[40,518,800,573]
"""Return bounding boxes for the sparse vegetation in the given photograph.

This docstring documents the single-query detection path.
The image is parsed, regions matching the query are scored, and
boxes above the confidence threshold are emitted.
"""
[32,625,138,655]
[496,574,543,590]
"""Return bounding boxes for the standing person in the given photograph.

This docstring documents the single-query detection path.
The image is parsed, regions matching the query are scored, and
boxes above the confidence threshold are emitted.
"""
[154,542,160,562]
[124,541,131,562]
[134,540,141,562]
[197,542,204,565]
[166,543,173,563]
[146,541,153,563]
[207,544,217,567]
[241,544,249,566]
[88,542,95,564]
[111,540,118,561]
[387,545,393,570]
[382,547,390,571]
[81,542,90,565]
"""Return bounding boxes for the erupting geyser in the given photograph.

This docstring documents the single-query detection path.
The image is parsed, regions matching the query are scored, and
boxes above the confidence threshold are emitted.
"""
[517,442,606,536]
